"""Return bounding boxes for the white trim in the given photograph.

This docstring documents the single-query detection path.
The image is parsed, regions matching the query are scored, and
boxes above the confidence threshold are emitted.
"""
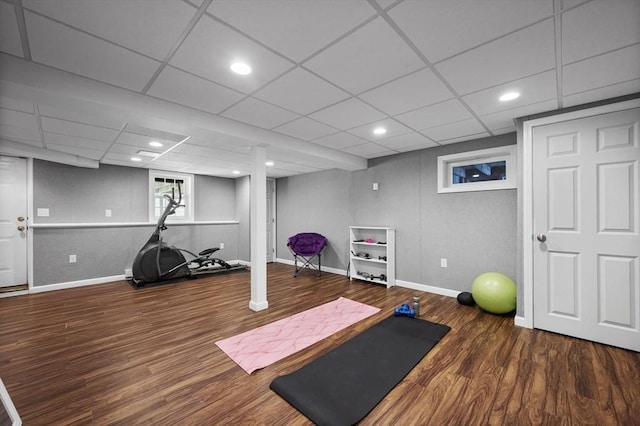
[29,220,238,229]
[27,158,34,292]
[29,275,125,293]
[0,378,21,426]
[438,145,517,193]
[276,258,346,276]
[0,290,29,298]
[521,98,640,329]
[395,279,461,298]
[148,170,194,222]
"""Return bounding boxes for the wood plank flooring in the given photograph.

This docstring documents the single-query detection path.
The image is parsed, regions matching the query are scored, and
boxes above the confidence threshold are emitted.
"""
[0,263,638,425]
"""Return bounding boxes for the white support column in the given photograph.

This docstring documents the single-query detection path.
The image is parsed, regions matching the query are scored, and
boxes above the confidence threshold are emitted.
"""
[249,145,268,311]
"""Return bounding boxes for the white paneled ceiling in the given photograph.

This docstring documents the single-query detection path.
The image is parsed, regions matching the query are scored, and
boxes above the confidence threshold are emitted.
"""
[1,0,639,178]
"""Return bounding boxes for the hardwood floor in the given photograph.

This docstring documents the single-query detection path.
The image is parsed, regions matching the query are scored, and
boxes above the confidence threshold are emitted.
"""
[1,263,638,425]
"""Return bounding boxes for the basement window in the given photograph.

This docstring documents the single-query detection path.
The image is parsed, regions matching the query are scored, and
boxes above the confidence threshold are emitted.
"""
[149,170,194,222]
[437,145,517,193]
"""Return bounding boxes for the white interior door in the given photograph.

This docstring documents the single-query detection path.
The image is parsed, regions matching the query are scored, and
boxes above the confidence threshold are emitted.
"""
[532,108,640,351]
[266,179,275,263]
[0,156,28,288]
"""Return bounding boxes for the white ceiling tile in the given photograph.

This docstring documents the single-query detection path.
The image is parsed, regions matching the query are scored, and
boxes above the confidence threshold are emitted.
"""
[46,144,104,160]
[377,132,438,151]
[147,66,245,114]
[436,132,491,145]
[273,117,337,141]
[359,68,454,116]
[0,97,34,114]
[115,131,179,151]
[478,99,558,131]
[347,118,412,142]
[311,132,368,150]
[309,97,386,130]
[25,11,160,92]
[22,0,198,61]
[304,17,425,94]
[395,99,472,130]
[492,126,517,136]
[41,117,120,141]
[0,109,42,142]
[0,2,24,57]
[563,44,640,95]
[563,79,640,108]
[341,142,395,159]
[221,97,299,129]
[209,0,376,62]
[562,0,640,65]
[44,132,112,151]
[435,19,556,95]
[170,15,294,93]
[172,143,250,163]
[463,70,558,116]
[38,105,124,130]
[421,118,487,142]
[253,67,350,115]
[388,0,554,62]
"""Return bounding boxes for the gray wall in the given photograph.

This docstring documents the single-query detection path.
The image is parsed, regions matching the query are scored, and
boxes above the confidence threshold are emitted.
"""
[31,160,243,286]
[276,133,517,296]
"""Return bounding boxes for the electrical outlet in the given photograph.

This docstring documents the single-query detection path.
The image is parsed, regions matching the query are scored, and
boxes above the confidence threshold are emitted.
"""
[69,254,77,263]
[105,209,112,217]
[440,258,447,268]
[219,242,224,249]
[37,208,49,217]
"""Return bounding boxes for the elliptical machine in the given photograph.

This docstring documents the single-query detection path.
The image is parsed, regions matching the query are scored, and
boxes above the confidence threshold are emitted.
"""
[131,182,245,287]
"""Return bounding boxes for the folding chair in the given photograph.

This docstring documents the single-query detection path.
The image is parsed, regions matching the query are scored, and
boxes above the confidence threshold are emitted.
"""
[287,232,328,277]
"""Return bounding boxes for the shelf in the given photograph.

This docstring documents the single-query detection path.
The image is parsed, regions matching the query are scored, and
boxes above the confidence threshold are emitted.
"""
[349,226,395,288]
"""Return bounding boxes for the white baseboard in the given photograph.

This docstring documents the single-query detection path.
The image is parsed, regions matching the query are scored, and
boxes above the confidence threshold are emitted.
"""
[514,315,532,328]
[395,279,460,298]
[29,275,125,293]
[0,378,22,425]
[275,258,347,277]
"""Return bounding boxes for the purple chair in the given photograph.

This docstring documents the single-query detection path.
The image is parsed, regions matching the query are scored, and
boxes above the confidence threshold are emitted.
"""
[287,232,328,277]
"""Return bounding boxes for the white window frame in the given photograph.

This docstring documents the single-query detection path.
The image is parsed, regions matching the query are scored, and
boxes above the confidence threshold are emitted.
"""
[437,145,517,193]
[148,170,194,222]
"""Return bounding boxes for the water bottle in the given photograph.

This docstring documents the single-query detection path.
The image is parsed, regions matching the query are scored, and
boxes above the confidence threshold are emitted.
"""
[412,296,420,317]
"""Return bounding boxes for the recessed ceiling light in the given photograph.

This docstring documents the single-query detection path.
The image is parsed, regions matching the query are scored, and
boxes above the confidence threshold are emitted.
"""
[265,161,274,166]
[499,91,520,102]
[232,170,240,175]
[137,150,160,158]
[131,156,142,162]
[149,141,163,147]
[230,62,251,75]
[373,127,387,135]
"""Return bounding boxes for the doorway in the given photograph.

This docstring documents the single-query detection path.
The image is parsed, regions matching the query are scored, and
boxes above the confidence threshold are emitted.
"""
[523,101,640,351]
[0,156,28,292]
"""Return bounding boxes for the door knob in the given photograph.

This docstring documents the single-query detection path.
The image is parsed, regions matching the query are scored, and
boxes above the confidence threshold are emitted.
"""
[536,234,547,242]
[18,216,25,222]
[17,225,25,232]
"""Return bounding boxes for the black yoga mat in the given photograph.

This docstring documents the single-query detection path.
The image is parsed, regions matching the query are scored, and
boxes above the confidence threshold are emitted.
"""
[270,315,451,426]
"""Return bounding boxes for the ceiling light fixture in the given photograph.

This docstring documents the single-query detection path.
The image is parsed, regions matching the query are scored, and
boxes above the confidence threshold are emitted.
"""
[149,141,163,147]
[232,170,240,175]
[230,62,251,75]
[499,91,520,102]
[373,127,387,135]
[265,161,274,166]
[137,150,160,158]
[131,156,142,162]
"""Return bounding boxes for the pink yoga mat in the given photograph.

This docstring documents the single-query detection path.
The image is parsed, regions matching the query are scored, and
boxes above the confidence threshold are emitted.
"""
[215,297,380,374]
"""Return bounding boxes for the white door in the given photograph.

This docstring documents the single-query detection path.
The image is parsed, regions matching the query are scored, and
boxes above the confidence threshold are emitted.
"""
[0,156,28,288]
[532,108,640,351]
[266,179,275,263]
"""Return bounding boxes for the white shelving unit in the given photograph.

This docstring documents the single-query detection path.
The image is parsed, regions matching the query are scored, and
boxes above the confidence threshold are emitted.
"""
[349,226,395,288]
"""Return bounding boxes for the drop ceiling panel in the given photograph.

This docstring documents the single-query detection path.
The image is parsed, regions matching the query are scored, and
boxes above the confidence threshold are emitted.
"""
[563,44,640,95]
[377,132,438,151]
[46,143,104,160]
[272,117,337,141]
[562,0,640,65]
[388,0,554,63]
[341,142,395,159]
[359,68,454,116]
[0,108,38,133]
[311,132,368,150]
[25,11,160,92]
[38,105,125,130]
[478,99,558,131]
[253,67,350,115]
[40,117,120,141]
[169,15,294,93]
[304,17,424,94]
[221,97,300,129]
[421,118,487,142]
[44,132,112,150]
[208,0,376,62]
[309,98,386,131]
[463,70,558,116]
[563,79,640,108]
[0,2,24,57]
[0,97,34,114]
[395,99,472,131]
[435,18,556,95]
[147,66,245,114]
[22,0,198,61]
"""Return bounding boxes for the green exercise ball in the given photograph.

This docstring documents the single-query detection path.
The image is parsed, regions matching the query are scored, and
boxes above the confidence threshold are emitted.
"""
[471,272,516,314]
